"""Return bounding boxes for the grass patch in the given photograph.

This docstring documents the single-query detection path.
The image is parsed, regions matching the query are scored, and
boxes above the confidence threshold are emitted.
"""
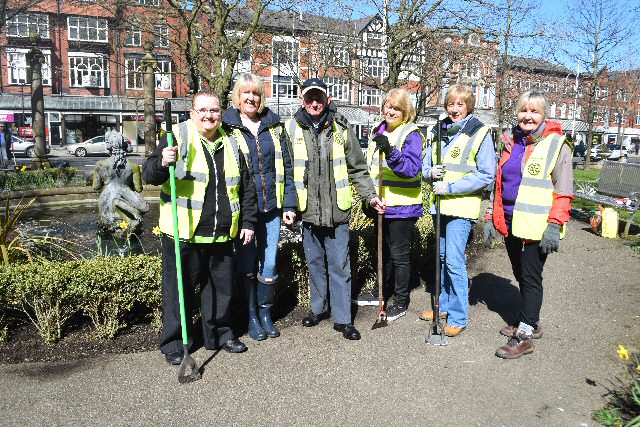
[573,168,600,183]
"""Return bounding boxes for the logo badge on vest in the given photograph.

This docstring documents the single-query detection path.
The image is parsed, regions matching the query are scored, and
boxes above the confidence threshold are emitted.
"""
[527,162,542,176]
[450,147,461,158]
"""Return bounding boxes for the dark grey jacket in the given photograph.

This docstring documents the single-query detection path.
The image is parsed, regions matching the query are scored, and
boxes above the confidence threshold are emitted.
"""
[289,104,376,227]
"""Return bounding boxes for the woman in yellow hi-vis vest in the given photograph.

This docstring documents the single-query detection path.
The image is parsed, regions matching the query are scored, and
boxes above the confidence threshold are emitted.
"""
[223,74,297,342]
[353,89,425,322]
[489,91,573,359]
[420,84,496,337]
[142,92,258,366]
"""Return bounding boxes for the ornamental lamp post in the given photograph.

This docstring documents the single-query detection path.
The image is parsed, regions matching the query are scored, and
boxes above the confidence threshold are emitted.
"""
[26,32,50,169]
[141,41,158,157]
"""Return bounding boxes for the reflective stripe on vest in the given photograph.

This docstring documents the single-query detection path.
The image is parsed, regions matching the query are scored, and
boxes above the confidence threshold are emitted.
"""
[366,122,424,206]
[285,119,352,212]
[431,125,490,219]
[231,126,285,209]
[159,121,242,239]
[511,133,565,240]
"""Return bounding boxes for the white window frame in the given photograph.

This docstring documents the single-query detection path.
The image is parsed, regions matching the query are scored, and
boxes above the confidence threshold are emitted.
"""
[636,110,640,125]
[321,44,349,67]
[272,37,299,67]
[138,0,160,5]
[360,88,383,107]
[6,13,50,39]
[325,77,349,102]
[125,57,143,90]
[67,16,108,42]
[553,81,558,92]
[367,58,386,78]
[155,58,172,91]
[7,48,52,86]
[125,26,141,47]
[69,52,109,88]
[154,25,169,48]
[272,75,298,99]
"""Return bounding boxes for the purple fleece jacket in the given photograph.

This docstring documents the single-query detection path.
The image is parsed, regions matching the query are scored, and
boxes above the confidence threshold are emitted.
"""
[373,122,423,219]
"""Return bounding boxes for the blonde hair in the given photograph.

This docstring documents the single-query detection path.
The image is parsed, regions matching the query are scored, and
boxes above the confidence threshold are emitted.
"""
[515,91,548,120]
[444,84,475,114]
[382,88,416,123]
[231,73,266,114]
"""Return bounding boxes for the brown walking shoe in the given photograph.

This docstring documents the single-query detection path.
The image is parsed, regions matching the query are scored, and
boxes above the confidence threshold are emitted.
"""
[495,333,534,359]
[499,324,544,339]
[444,325,465,337]
[419,310,448,321]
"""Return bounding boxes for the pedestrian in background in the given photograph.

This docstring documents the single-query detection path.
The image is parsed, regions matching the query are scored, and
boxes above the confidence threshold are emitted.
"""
[353,88,425,322]
[0,124,11,169]
[488,91,573,359]
[223,74,297,341]
[420,84,496,337]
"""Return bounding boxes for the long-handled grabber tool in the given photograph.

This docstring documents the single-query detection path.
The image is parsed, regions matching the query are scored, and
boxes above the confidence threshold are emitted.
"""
[426,113,448,346]
[372,149,388,330]
[165,99,201,383]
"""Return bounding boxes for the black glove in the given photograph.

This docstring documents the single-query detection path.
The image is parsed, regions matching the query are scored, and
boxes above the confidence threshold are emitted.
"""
[373,134,392,155]
[483,220,499,248]
[540,223,561,254]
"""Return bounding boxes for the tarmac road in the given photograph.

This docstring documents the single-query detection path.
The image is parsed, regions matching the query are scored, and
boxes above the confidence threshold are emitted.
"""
[0,220,638,426]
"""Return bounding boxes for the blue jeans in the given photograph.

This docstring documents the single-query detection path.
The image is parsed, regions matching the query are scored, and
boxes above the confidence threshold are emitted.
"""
[235,209,282,283]
[303,222,352,325]
[436,215,472,328]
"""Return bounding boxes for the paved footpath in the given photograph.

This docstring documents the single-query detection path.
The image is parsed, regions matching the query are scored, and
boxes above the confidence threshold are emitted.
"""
[0,222,638,426]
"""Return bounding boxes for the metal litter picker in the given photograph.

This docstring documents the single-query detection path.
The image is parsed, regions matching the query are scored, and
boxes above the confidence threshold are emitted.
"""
[426,113,448,346]
[372,149,388,330]
[165,99,201,383]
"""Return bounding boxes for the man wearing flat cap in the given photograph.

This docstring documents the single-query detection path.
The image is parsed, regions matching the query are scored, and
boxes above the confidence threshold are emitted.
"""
[285,77,385,340]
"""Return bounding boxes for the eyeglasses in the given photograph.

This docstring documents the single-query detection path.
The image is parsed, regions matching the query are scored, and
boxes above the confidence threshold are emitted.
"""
[194,108,221,116]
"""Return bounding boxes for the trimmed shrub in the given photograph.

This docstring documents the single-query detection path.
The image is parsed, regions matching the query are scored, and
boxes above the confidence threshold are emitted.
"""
[2,261,80,344]
[0,256,161,344]
[70,256,162,340]
[0,167,81,190]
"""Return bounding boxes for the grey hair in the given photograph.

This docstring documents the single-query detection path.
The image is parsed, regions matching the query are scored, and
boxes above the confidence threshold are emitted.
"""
[515,91,549,119]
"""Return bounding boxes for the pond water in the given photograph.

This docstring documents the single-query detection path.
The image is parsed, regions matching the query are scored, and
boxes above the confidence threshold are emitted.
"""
[20,202,162,258]
[18,201,303,260]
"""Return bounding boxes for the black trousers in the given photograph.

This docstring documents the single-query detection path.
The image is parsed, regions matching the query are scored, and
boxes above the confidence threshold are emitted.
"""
[504,234,548,328]
[159,236,235,354]
[374,217,416,308]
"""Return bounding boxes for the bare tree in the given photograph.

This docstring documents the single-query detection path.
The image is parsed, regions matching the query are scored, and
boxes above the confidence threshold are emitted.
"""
[469,0,549,132]
[557,0,640,168]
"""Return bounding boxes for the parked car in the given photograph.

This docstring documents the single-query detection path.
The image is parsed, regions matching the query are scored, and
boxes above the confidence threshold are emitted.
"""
[67,135,133,157]
[590,143,625,161]
[574,141,587,157]
[9,135,51,158]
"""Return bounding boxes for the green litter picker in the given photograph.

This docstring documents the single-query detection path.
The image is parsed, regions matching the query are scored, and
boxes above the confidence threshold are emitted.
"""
[165,98,201,383]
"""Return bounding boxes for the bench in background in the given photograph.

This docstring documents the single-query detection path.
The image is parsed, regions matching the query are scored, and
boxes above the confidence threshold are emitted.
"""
[574,161,640,238]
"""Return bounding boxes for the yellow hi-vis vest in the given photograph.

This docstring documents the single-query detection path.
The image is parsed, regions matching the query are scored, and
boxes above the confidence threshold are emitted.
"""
[159,120,242,240]
[366,122,424,206]
[431,125,490,220]
[511,133,566,240]
[231,126,285,209]
[285,119,352,212]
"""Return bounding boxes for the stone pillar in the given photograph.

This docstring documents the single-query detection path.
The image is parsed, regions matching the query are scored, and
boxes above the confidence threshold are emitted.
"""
[27,34,51,169]
[141,41,158,157]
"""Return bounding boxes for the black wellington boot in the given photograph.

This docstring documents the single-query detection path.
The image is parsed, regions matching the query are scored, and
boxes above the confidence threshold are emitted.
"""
[257,281,280,338]
[244,275,266,341]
